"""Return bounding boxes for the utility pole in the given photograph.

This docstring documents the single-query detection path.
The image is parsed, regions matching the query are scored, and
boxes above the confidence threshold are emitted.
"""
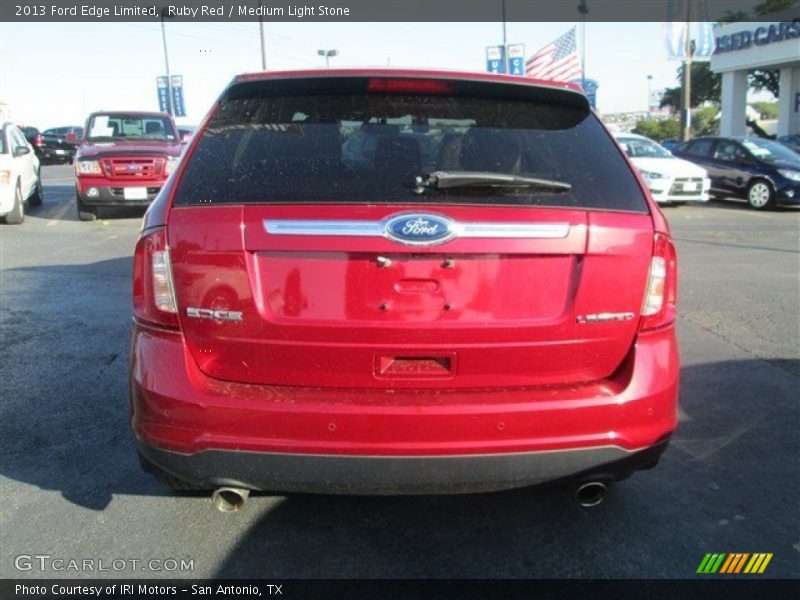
[501,0,508,73]
[258,0,267,70]
[681,2,693,141]
[578,0,588,89]
[160,9,174,116]
[647,74,653,114]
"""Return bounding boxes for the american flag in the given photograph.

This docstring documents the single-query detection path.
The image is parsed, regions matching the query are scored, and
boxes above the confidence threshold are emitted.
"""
[525,27,582,82]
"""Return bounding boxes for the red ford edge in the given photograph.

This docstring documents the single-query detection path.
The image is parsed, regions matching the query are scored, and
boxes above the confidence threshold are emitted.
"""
[131,69,679,508]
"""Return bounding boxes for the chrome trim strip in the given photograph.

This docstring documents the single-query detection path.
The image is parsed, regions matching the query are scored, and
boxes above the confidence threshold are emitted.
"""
[459,222,570,238]
[264,219,570,240]
[264,219,383,236]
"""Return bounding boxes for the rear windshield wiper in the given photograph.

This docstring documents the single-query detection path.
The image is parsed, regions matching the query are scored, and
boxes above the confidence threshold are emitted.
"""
[414,171,572,195]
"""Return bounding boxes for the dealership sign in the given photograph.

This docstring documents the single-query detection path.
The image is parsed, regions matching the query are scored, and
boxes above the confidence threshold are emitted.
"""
[485,46,506,74]
[715,19,800,53]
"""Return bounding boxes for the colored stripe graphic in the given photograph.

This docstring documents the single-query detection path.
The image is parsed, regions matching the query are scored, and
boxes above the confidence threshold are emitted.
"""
[698,553,773,574]
[697,553,727,573]
[720,553,749,573]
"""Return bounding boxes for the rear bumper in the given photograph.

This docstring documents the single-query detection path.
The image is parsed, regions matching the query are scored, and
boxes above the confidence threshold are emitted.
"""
[138,438,670,494]
[41,147,75,162]
[130,324,679,493]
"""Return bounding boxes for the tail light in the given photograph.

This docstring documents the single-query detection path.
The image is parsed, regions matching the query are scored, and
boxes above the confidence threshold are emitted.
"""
[368,78,453,95]
[639,233,677,331]
[33,135,44,147]
[133,228,179,329]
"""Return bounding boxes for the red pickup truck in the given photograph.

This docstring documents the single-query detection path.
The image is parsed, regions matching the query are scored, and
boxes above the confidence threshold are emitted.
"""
[74,111,182,221]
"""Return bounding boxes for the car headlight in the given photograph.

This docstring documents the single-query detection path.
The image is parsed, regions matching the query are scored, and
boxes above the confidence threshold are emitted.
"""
[640,170,667,181]
[0,170,10,185]
[76,160,102,175]
[778,169,800,182]
[165,156,180,175]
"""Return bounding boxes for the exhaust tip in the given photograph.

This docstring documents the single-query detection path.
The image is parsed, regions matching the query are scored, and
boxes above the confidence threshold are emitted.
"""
[212,487,250,513]
[574,481,607,508]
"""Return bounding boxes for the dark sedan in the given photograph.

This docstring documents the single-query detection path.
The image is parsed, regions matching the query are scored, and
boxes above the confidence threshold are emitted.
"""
[672,136,800,210]
[778,134,800,154]
[19,125,77,164]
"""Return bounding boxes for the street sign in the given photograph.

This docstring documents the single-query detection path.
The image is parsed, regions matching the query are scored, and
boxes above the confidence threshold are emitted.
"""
[507,44,526,76]
[156,76,170,113]
[170,75,186,117]
[485,46,506,74]
[571,78,599,109]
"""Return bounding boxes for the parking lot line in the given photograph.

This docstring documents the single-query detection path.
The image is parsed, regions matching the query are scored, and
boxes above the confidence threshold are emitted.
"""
[46,200,73,226]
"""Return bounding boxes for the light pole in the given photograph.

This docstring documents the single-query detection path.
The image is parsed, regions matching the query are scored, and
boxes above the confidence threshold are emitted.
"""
[317,49,338,67]
[258,0,267,70]
[647,74,653,115]
[578,0,588,89]
[160,9,174,116]
[501,0,507,74]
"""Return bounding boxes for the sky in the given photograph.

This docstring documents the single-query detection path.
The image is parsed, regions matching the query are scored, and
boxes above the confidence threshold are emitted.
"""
[0,21,687,128]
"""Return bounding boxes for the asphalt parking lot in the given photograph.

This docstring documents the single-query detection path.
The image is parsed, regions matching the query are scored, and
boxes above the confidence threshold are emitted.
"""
[1,164,798,579]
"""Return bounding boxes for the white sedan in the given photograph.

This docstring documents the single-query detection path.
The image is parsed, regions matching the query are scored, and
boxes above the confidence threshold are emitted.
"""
[1,123,42,224]
[617,133,710,204]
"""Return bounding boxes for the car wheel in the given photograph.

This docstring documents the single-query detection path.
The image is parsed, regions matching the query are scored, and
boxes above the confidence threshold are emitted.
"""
[76,195,97,221]
[5,183,25,224]
[29,172,44,206]
[747,180,775,210]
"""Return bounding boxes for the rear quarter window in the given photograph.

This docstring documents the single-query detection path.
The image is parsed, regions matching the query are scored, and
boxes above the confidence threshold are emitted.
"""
[683,139,714,157]
[174,79,648,213]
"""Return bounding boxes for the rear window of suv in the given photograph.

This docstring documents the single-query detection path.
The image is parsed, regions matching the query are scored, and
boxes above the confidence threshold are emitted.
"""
[174,77,648,212]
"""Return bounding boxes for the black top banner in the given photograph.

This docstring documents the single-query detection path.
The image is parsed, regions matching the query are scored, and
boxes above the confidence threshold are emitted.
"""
[3,0,800,22]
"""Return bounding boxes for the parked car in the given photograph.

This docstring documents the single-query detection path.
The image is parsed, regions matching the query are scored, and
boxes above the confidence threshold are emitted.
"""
[777,134,800,154]
[616,133,710,204]
[19,126,45,156]
[131,69,679,509]
[19,125,78,164]
[1,123,43,224]
[43,126,84,145]
[660,138,679,152]
[673,136,800,209]
[74,111,181,221]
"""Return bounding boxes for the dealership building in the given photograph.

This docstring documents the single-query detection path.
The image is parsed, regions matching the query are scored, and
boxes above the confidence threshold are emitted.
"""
[711,18,800,137]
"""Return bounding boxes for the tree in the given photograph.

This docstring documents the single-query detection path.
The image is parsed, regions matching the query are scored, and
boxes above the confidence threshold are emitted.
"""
[749,70,780,98]
[660,62,721,111]
[692,106,720,136]
[633,117,681,141]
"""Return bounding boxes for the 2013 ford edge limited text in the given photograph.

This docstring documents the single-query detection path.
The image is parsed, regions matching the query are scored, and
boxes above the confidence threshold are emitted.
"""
[131,69,679,508]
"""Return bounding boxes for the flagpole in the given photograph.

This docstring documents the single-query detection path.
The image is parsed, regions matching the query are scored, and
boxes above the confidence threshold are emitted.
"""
[682,1,692,141]
[501,0,508,73]
[578,0,588,88]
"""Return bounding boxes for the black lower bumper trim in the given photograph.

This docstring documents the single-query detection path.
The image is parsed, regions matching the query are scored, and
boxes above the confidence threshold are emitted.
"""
[137,439,670,495]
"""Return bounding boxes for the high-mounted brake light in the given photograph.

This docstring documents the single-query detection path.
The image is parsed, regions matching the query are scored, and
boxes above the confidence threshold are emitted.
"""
[133,228,179,329]
[639,233,677,332]
[368,78,453,95]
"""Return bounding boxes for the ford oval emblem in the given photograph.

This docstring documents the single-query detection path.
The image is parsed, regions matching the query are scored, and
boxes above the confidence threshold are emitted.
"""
[384,213,457,246]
